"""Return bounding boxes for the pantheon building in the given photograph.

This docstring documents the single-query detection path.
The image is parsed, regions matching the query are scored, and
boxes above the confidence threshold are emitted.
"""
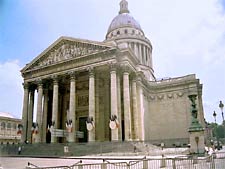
[21,0,205,146]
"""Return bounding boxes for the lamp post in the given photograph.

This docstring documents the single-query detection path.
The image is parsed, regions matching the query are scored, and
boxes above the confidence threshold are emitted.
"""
[213,111,217,124]
[219,101,224,124]
[213,111,220,150]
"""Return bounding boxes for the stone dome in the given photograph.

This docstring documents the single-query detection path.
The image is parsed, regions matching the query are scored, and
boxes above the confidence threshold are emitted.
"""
[107,13,142,34]
[106,0,143,35]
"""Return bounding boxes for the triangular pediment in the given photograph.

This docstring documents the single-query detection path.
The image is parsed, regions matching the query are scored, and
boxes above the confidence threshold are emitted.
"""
[21,36,116,72]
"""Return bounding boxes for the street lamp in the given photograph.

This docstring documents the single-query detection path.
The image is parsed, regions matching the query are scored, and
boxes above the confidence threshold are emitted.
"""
[219,101,224,123]
[212,111,221,150]
[213,111,217,124]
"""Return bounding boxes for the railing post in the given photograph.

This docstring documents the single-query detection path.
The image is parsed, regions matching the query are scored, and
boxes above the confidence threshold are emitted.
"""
[127,163,130,169]
[101,160,107,169]
[172,159,176,169]
[78,164,83,169]
[143,159,148,169]
[192,155,198,164]
[160,157,166,168]
[211,155,215,169]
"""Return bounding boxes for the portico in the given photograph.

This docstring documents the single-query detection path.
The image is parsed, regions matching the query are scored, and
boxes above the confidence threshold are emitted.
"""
[21,40,141,143]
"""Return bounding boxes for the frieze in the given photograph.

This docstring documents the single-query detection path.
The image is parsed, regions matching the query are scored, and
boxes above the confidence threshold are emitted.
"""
[157,94,164,100]
[176,92,184,97]
[167,93,173,99]
[149,95,155,100]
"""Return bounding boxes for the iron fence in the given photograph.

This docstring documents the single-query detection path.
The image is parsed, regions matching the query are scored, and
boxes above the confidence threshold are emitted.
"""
[26,153,225,169]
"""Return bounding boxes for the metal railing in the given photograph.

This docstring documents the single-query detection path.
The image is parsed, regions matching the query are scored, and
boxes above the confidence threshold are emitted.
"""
[26,153,225,169]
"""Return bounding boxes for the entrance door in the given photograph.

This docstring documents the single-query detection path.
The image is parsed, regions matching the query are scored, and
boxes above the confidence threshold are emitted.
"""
[46,130,51,143]
[122,120,125,141]
[79,117,88,142]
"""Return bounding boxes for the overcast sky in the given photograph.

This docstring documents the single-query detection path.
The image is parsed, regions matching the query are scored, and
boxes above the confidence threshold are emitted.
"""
[0,0,225,124]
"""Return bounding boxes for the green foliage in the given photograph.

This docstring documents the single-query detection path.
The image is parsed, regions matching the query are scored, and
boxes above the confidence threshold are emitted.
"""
[211,123,225,139]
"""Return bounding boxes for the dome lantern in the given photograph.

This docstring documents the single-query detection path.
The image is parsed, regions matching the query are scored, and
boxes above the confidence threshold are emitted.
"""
[119,0,129,14]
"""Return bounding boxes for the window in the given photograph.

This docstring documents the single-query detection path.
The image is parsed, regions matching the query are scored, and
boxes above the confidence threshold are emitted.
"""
[117,31,120,35]
[124,29,128,34]
[7,123,11,129]
[13,123,17,130]
[1,122,6,129]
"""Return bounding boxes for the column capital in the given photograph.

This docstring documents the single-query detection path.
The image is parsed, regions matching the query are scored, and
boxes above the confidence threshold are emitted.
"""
[120,64,132,74]
[23,82,29,89]
[136,71,144,81]
[87,67,95,77]
[36,79,43,87]
[51,75,59,84]
[68,71,76,80]
[109,62,118,72]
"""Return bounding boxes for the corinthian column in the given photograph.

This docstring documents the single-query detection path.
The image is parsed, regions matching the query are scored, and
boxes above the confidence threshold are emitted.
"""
[132,78,138,140]
[51,77,59,143]
[137,74,145,141]
[27,90,34,143]
[110,65,119,141]
[88,68,95,142]
[36,80,43,143]
[123,68,132,141]
[42,88,48,143]
[68,73,76,142]
[21,82,29,143]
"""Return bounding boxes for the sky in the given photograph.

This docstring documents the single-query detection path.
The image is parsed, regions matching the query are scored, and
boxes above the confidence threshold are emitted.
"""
[0,0,225,124]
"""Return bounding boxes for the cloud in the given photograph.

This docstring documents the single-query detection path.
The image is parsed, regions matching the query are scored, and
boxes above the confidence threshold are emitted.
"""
[0,60,23,118]
[130,0,225,123]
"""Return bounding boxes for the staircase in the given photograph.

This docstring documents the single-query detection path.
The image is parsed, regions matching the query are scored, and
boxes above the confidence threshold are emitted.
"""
[0,141,142,157]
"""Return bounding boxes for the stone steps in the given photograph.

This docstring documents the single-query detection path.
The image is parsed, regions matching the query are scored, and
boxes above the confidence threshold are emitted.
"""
[0,141,141,157]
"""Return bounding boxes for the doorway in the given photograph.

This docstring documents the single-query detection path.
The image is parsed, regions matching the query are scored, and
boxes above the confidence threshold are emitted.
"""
[78,117,88,142]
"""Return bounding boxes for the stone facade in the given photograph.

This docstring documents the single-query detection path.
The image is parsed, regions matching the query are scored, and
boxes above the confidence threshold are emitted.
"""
[0,112,21,144]
[20,0,205,146]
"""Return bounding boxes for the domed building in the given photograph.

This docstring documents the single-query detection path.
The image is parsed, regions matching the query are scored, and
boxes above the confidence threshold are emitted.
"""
[20,0,205,147]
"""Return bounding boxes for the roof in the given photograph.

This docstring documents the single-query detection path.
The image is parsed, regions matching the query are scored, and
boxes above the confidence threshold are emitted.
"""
[107,0,143,35]
[0,112,15,118]
[107,13,142,34]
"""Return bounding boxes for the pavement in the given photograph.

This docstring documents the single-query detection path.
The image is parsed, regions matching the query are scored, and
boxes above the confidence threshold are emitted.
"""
[0,146,224,169]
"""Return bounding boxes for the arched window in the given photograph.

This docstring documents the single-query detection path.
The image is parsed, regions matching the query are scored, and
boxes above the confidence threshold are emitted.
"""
[1,122,6,129]
[124,29,128,34]
[117,31,120,35]
[132,30,135,34]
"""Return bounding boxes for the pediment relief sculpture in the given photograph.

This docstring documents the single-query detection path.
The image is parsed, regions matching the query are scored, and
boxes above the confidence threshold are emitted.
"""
[34,42,109,68]
[21,38,114,73]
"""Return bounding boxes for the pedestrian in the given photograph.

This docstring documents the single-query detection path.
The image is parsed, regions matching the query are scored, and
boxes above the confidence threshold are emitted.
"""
[18,146,21,155]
